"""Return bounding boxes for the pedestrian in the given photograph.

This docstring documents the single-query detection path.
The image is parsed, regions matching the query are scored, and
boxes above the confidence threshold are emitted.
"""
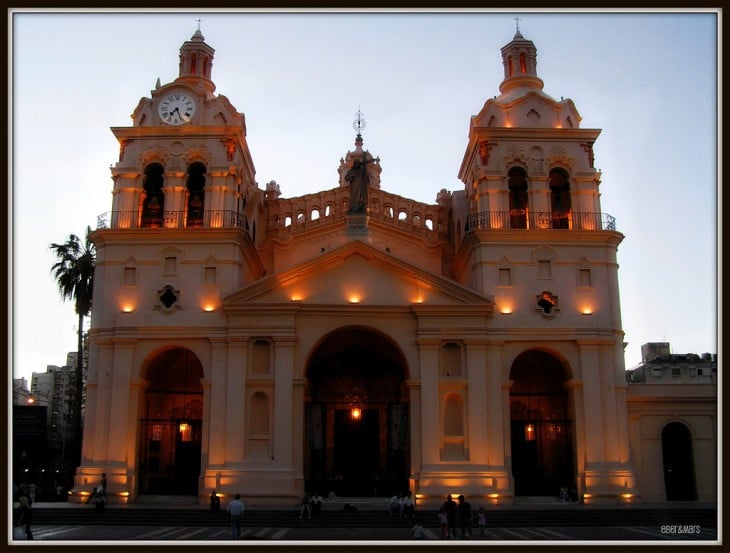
[456,494,472,538]
[310,491,324,517]
[15,495,33,539]
[437,507,449,539]
[388,491,403,518]
[100,473,108,496]
[442,494,457,538]
[227,493,245,539]
[93,488,106,512]
[477,506,487,536]
[411,518,424,539]
[402,491,415,518]
[210,491,221,512]
[299,492,312,519]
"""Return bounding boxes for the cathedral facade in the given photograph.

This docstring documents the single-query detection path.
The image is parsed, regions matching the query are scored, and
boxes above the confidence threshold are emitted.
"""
[74,28,646,507]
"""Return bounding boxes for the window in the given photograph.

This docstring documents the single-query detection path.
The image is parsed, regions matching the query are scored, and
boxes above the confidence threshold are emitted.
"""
[164,257,177,276]
[123,267,136,287]
[441,342,462,377]
[538,260,552,279]
[549,168,572,229]
[186,162,206,228]
[499,267,512,287]
[579,268,592,287]
[508,166,529,229]
[652,368,663,378]
[141,163,165,228]
[250,340,271,375]
[671,368,681,377]
[204,267,216,285]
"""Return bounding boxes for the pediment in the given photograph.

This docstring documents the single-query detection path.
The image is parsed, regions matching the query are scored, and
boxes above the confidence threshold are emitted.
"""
[224,239,492,307]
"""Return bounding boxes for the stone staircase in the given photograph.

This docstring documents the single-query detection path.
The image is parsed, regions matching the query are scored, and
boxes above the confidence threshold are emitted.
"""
[31,499,717,530]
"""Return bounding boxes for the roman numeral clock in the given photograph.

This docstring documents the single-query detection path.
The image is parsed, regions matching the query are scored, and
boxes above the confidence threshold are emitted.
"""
[158,92,196,125]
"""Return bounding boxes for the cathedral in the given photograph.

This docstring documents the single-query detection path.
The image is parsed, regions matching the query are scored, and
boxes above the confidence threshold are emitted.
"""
[71,27,713,507]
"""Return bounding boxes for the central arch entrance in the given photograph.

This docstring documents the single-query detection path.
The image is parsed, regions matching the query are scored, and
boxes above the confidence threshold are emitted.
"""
[305,326,410,497]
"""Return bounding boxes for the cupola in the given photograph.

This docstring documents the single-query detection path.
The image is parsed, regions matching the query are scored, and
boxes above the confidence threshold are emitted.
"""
[175,28,216,96]
[499,27,544,95]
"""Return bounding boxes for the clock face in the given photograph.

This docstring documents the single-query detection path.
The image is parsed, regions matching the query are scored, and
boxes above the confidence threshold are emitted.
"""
[158,92,196,125]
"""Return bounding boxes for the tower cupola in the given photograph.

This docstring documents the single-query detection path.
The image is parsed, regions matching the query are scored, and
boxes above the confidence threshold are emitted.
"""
[175,28,216,97]
[499,27,544,95]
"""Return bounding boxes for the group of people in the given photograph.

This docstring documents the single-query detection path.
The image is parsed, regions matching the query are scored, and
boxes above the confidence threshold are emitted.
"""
[210,491,246,539]
[387,491,416,518]
[299,492,324,519]
[437,494,485,539]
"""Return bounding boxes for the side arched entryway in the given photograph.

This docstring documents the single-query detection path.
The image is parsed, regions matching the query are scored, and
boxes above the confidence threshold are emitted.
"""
[137,348,204,495]
[509,350,575,497]
[662,421,698,501]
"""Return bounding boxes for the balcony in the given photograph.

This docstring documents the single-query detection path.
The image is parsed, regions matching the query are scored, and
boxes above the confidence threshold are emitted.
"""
[96,210,249,231]
[466,211,616,232]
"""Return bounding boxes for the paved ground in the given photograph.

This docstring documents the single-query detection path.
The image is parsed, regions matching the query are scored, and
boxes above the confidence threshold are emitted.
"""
[21,523,719,543]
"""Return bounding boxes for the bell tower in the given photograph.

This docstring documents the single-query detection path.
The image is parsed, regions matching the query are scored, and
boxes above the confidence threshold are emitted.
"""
[453,26,638,504]
[74,28,266,504]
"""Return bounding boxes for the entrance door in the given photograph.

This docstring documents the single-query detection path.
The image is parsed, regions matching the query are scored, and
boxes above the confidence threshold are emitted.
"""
[662,422,697,501]
[305,326,410,496]
[509,350,575,497]
[334,409,379,496]
[138,348,203,496]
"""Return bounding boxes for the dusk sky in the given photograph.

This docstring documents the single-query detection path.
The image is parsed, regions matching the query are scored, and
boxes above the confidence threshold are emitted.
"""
[10,9,718,385]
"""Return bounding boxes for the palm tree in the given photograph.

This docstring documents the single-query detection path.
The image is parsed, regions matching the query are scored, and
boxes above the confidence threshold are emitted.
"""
[49,226,96,467]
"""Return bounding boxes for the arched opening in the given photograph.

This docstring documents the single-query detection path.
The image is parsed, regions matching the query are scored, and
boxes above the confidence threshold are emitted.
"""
[138,348,203,495]
[508,166,529,229]
[186,162,206,227]
[549,168,572,229]
[140,163,165,228]
[305,326,409,497]
[662,422,698,501]
[509,350,575,497]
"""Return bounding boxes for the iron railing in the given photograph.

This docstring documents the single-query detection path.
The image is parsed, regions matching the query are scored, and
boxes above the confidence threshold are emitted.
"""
[96,210,249,231]
[465,211,616,232]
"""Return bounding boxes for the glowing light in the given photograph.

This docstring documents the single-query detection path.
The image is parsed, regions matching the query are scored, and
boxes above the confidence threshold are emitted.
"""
[348,295,361,304]
[581,308,593,315]
[290,294,303,302]
[203,305,216,312]
[524,423,535,441]
[26,396,36,404]
[487,493,500,498]
[351,407,362,420]
[121,305,134,313]
[500,307,512,315]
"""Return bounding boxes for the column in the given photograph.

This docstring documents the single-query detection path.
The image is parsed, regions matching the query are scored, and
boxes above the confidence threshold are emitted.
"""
[485,343,505,467]
[272,336,296,467]
[417,339,440,465]
[106,339,136,465]
[206,339,228,467]
[225,339,247,465]
[465,340,488,463]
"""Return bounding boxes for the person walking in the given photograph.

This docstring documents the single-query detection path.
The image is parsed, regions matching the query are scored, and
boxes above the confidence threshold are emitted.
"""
[15,495,33,540]
[299,492,312,519]
[477,506,487,536]
[456,494,472,538]
[442,494,457,538]
[437,507,449,539]
[227,493,245,539]
[310,492,324,517]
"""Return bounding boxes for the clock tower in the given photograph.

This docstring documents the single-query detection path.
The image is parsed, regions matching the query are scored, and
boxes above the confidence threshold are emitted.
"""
[77,29,266,500]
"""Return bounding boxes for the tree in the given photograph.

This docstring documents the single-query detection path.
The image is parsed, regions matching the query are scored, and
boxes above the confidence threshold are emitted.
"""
[49,226,95,468]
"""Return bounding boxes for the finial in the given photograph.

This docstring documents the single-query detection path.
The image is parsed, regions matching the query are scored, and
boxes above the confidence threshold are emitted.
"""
[353,106,366,138]
[514,16,523,38]
[197,18,202,32]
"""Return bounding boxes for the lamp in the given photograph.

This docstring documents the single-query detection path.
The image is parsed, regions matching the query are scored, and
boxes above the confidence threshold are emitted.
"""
[524,423,536,441]
[346,386,367,422]
[178,351,191,440]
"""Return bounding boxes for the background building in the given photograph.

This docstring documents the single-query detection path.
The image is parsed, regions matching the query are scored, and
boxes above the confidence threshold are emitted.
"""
[626,343,717,502]
[69,28,715,508]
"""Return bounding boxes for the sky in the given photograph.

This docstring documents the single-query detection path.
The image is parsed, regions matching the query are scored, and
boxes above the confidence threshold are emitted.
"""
[10,9,719,386]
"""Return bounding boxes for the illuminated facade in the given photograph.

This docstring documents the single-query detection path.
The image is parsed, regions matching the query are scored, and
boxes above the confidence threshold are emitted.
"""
[74,28,680,507]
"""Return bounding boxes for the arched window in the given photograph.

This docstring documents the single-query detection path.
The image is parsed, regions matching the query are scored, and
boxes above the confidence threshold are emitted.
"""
[508,166,529,229]
[442,394,466,461]
[186,162,206,227]
[520,52,527,73]
[248,392,271,459]
[202,57,209,77]
[190,53,197,75]
[141,163,165,228]
[549,168,572,229]
[508,57,514,77]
